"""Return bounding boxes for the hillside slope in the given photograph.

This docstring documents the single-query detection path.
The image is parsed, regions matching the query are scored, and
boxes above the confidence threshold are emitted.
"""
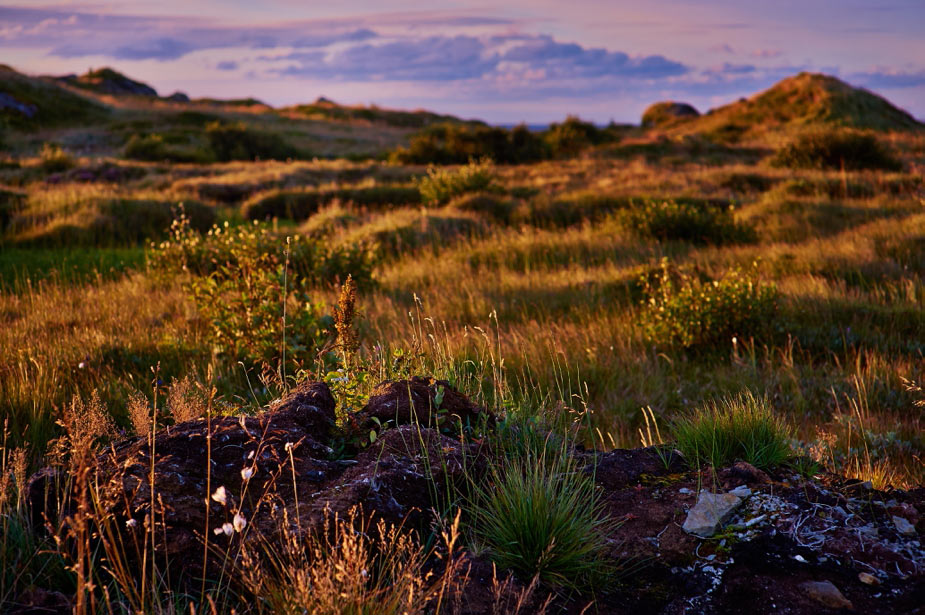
[665,72,922,141]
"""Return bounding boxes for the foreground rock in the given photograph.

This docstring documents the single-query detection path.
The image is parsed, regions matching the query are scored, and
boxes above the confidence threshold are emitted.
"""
[28,379,487,580]
[24,378,925,614]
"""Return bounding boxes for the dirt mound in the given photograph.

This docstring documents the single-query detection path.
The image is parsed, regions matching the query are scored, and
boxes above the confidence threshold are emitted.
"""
[356,375,491,431]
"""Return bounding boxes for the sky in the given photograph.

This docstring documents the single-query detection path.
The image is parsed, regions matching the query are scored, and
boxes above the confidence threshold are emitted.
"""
[2,1,924,124]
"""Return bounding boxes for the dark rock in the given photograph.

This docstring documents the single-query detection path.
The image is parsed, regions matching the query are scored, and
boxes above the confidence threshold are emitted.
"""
[0,92,37,118]
[356,376,490,432]
[165,91,190,102]
[800,580,853,610]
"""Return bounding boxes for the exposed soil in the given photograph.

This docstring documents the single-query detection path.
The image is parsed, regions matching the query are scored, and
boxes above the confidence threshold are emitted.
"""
[23,378,924,614]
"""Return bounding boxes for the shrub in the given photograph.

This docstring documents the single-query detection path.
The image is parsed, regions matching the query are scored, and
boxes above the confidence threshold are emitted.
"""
[771,129,902,171]
[39,143,75,172]
[337,209,485,260]
[447,192,516,223]
[472,439,614,590]
[543,115,603,158]
[673,391,792,470]
[205,121,300,162]
[149,215,374,288]
[623,200,757,245]
[416,159,496,205]
[242,185,421,221]
[638,259,779,351]
[390,123,546,165]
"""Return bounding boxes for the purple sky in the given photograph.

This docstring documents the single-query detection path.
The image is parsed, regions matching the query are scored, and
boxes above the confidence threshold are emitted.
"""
[2,1,924,123]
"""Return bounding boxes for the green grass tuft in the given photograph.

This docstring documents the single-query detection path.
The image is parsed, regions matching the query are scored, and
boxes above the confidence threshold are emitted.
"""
[672,391,793,470]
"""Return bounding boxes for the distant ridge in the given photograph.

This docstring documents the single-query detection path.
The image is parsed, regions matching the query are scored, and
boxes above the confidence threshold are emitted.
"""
[651,72,922,141]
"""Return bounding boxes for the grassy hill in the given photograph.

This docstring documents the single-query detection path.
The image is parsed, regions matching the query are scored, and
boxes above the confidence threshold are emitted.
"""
[0,64,108,129]
[659,72,923,142]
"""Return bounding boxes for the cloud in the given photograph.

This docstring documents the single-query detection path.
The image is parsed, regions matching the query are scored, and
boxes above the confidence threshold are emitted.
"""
[500,35,687,79]
[216,60,239,71]
[114,37,195,61]
[750,49,782,58]
[852,69,925,88]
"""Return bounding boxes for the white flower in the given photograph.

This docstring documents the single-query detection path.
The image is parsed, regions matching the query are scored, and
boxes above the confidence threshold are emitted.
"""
[211,486,227,506]
[125,518,137,528]
[241,466,254,481]
[214,523,233,536]
[78,362,86,369]
[233,513,247,533]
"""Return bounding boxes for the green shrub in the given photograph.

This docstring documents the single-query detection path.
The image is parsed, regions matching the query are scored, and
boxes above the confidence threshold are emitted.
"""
[205,121,300,162]
[623,200,757,245]
[39,143,75,172]
[638,259,779,351]
[543,115,603,158]
[242,185,421,221]
[390,123,546,165]
[472,439,614,590]
[673,391,792,470]
[771,129,902,171]
[416,159,496,205]
[149,216,374,288]
[149,216,375,368]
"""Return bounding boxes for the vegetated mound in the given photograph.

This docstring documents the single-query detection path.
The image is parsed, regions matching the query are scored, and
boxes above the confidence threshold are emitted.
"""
[58,67,158,97]
[0,64,107,128]
[23,378,924,614]
[641,101,700,128]
[674,72,923,141]
[287,96,482,129]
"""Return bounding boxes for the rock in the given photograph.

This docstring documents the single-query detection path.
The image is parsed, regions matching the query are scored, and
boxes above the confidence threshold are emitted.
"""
[682,491,744,537]
[641,101,700,127]
[858,572,879,586]
[719,461,771,488]
[355,376,490,432]
[165,91,190,102]
[0,92,37,118]
[26,380,485,585]
[729,485,752,498]
[799,580,853,610]
[892,515,916,537]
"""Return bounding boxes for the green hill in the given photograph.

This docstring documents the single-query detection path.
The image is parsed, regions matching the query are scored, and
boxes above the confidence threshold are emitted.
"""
[666,72,922,142]
[0,65,108,129]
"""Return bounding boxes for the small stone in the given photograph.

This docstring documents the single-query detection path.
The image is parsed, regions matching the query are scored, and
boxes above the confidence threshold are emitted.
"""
[800,580,853,610]
[678,487,692,494]
[858,572,879,586]
[683,491,744,537]
[892,515,916,537]
[729,485,752,498]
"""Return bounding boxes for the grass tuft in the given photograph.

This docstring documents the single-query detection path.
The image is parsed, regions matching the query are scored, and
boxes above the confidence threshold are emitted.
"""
[673,391,792,470]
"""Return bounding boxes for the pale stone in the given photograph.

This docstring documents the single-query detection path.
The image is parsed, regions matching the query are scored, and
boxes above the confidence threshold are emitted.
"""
[892,515,916,537]
[799,580,853,610]
[682,491,744,537]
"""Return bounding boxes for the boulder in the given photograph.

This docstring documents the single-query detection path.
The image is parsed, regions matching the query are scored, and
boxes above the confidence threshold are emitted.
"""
[641,101,701,128]
[800,580,853,610]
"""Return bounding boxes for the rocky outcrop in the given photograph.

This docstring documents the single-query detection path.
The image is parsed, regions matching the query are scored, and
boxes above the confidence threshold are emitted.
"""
[641,101,701,128]
[24,378,925,613]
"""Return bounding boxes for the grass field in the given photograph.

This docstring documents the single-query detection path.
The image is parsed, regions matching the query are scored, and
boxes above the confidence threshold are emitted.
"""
[1,67,924,612]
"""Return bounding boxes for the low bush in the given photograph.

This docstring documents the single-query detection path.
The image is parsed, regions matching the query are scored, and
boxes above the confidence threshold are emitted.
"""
[638,259,779,351]
[771,129,902,171]
[672,391,792,470]
[149,216,374,368]
[472,438,614,590]
[447,192,517,223]
[149,215,374,288]
[390,123,546,165]
[416,159,496,205]
[39,143,75,172]
[242,185,421,221]
[205,121,300,162]
[336,209,485,260]
[623,200,757,245]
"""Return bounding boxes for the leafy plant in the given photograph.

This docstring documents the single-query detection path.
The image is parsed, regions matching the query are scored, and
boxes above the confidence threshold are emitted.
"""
[416,158,497,205]
[672,391,792,470]
[623,199,757,245]
[638,258,778,351]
